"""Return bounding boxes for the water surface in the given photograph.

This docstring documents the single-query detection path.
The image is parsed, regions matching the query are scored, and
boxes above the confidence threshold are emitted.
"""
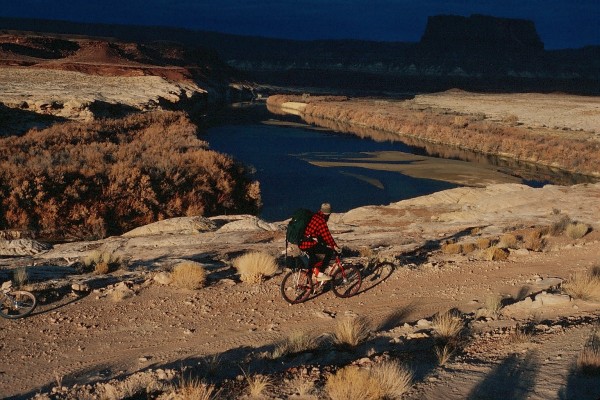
[201,103,583,222]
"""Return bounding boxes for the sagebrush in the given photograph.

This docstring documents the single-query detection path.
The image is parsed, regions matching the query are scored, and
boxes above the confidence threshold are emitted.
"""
[0,111,261,241]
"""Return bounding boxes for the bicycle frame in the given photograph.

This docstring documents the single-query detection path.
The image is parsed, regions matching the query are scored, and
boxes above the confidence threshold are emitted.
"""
[280,253,362,304]
[312,255,343,285]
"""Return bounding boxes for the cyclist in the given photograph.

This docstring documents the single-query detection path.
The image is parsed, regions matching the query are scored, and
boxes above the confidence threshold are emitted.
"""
[298,202,341,282]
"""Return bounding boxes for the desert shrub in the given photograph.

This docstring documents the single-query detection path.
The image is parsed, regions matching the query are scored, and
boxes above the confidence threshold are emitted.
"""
[460,242,477,254]
[171,261,207,290]
[0,111,261,241]
[482,247,509,261]
[497,233,518,249]
[508,323,534,344]
[325,366,381,400]
[332,315,371,349]
[522,228,546,251]
[476,237,492,250]
[233,251,278,284]
[173,376,218,400]
[562,266,600,302]
[369,361,413,399]
[502,114,519,125]
[549,214,571,236]
[12,267,28,287]
[282,95,600,177]
[83,250,122,274]
[452,115,469,128]
[434,344,454,366]
[358,246,373,258]
[476,294,503,319]
[109,285,135,302]
[96,372,165,399]
[95,262,110,275]
[565,222,590,240]
[288,377,316,397]
[244,373,272,398]
[432,310,464,344]
[441,242,462,255]
[325,362,411,400]
[270,331,320,359]
[578,331,600,375]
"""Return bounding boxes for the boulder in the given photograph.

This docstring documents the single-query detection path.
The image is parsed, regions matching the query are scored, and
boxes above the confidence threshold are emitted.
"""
[122,216,217,237]
[0,239,52,256]
[216,216,279,232]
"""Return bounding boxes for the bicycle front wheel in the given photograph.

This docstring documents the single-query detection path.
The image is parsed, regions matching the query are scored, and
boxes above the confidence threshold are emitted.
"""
[280,270,313,304]
[0,291,37,319]
[332,264,362,298]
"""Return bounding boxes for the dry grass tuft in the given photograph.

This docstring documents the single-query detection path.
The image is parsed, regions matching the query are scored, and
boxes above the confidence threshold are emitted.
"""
[482,247,509,261]
[441,242,462,255]
[325,366,382,400]
[289,377,316,398]
[84,250,122,274]
[566,222,590,240]
[176,376,218,400]
[109,286,134,302]
[497,233,518,249]
[270,331,319,359]
[325,362,412,400]
[476,294,503,319]
[476,237,492,250]
[507,323,534,344]
[332,315,371,349]
[460,242,477,254]
[578,331,600,375]
[562,266,600,302]
[522,228,547,251]
[233,251,278,284]
[244,373,272,398]
[434,344,455,366]
[171,261,207,290]
[95,262,110,275]
[370,361,413,399]
[13,267,28,287]
[432,310,464,344]
[549,214,571,236]
[358,246,373,258]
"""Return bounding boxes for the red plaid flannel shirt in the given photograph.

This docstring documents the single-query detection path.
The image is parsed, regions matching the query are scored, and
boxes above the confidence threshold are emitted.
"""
[298,211,337,250]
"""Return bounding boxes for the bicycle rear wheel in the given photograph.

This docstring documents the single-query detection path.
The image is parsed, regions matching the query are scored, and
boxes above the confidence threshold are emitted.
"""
[280,270,313,304]
[332,264,362,298]
[0,290,37,319]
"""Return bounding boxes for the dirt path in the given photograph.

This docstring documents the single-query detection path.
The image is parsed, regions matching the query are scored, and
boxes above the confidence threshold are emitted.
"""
[1,236,599,398]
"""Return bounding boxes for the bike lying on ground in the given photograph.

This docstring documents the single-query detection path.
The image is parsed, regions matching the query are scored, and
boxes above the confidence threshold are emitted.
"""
[0,281,37,319]
[280,253,362,304]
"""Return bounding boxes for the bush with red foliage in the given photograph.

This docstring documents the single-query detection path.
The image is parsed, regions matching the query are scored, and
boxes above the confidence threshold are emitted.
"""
[0,111,261,241]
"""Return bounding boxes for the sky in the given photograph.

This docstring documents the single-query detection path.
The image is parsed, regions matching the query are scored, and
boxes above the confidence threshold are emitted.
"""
[1,0,599,49]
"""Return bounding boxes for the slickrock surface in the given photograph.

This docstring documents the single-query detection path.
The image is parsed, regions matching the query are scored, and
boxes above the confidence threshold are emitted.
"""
[1,183,599,399]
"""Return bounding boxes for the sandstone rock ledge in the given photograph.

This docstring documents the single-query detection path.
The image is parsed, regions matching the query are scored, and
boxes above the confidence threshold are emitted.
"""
[0,68,209,133]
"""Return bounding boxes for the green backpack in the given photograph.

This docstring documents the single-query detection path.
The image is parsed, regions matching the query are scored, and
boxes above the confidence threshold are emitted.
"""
[286,208,314,245]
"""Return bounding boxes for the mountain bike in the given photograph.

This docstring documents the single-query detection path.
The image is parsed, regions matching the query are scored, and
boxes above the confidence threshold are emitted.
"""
[0,281,37,319]
[280,253,362,304]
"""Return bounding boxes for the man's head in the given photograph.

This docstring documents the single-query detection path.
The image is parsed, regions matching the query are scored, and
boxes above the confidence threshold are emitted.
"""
[320,202,332,218]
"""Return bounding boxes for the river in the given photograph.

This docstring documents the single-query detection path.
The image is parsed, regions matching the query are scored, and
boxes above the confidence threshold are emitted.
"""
[201,103,589,222]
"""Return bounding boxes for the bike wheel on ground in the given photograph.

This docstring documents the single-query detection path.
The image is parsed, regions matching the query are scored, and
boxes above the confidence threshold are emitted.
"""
[280,269,313,304]
[0,291,37,319]
[332,264,362,298]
